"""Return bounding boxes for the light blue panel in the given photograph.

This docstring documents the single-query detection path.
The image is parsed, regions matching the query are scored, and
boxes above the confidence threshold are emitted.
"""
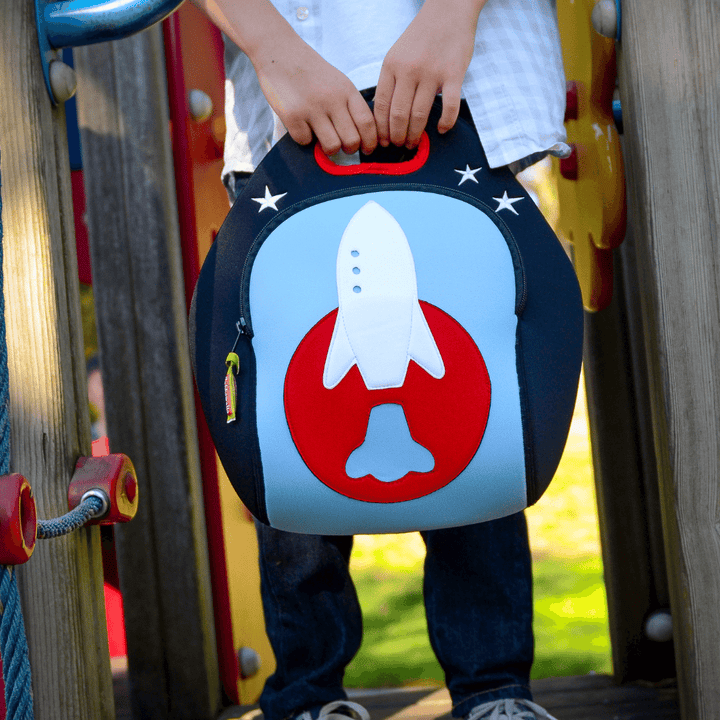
[249,191,526,534]
[346,404,435,481]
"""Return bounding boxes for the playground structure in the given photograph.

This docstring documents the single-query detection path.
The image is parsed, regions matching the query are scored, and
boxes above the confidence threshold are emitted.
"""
[1,0,720,718]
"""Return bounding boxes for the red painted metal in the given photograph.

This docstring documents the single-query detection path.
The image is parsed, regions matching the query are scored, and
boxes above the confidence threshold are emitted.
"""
[68,454,139,525]
[72,169,93,285]
[104,583,128,658]
[0,474,37,566]
[162,8,241,702]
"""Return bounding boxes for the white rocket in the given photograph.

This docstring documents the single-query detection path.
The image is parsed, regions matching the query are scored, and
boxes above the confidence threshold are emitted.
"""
[323,201,445,391]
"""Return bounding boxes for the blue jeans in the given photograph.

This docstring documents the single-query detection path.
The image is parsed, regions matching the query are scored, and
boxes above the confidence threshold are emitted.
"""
[255,515,534,720]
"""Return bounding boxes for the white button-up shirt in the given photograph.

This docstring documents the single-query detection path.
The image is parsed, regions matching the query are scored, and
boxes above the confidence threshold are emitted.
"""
[222,0,569,177]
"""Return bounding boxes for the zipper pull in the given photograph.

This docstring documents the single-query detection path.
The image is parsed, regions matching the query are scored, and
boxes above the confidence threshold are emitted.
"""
[225,352,240,424]
[225,320,245,424]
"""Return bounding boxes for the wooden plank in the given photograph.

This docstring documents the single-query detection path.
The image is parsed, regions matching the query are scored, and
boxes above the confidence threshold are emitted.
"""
[532,675,679,719]
[73,26,221,720]
[0,3,114,719]
[582,229,674,682]
[617,1,720,717]
[209,676,679,720]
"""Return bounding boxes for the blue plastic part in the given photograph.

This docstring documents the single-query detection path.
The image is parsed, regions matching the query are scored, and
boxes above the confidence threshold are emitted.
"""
[35,0,185,104]
[42,0,185,49]
[615,0,622,42]
[63,49,83,170]
[613,98,623,135]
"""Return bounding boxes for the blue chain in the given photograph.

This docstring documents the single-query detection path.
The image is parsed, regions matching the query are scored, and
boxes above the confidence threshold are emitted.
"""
[0,157,35,718]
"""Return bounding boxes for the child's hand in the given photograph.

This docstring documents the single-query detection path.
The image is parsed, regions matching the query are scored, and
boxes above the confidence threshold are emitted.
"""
[192,0,377,156]
[373,0,486,149]
[253,37,378,156]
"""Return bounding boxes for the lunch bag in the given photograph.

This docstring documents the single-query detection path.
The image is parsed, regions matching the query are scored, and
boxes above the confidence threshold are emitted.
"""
[190,103,583,535]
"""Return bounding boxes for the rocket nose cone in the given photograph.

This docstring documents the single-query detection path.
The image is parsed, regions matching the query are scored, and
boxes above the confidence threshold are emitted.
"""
[337,201,416,299]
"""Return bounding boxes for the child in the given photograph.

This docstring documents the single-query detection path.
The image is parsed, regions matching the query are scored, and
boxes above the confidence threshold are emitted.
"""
[191,2,569,719]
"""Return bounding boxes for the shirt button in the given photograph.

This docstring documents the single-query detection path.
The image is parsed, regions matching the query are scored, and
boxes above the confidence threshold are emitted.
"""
[296,6,309,20]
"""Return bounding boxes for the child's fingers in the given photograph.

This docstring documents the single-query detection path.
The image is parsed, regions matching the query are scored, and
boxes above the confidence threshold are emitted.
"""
[437,81,463,134]
[330,112,364,155]
[348,94,378,154]
[284,118,314,147]
[405,83,438,149]
[373,72,396,147]
[312,116,344,156]
[387,81,416,146]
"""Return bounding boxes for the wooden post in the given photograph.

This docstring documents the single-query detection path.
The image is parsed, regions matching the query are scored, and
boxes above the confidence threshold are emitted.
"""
[0,3,114,719]
[618,1,720,716]
[73,24,221,720]
[583,229,675,683]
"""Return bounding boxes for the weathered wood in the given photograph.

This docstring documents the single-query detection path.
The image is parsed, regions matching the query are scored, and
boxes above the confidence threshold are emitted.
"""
[74,25,221,720]
[583,227,674,683]
[617,1,720,717]
[0,3,114,719]
[206,676,679,720]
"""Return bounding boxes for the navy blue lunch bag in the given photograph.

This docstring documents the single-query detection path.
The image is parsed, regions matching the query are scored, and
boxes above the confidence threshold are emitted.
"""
[190,102,583,535]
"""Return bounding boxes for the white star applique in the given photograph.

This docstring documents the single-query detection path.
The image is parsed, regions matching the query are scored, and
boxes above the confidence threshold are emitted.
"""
[454,165,482,185]
[492,191,524,216]
[252,186,287,212]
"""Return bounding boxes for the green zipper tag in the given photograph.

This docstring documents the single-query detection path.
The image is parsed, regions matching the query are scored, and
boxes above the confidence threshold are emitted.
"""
[225,352,240,423]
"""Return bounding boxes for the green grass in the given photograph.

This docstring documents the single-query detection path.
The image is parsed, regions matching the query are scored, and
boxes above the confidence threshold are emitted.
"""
[531,554,610,679]
[344,555,610,688]
[344,381,612,689]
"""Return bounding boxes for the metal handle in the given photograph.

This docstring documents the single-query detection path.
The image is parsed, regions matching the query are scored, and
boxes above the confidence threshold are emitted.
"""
[41,0,185,49]
[36,0,185,103]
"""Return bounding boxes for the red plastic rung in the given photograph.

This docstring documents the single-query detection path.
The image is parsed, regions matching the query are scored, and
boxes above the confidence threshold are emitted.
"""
[0,474,37,566]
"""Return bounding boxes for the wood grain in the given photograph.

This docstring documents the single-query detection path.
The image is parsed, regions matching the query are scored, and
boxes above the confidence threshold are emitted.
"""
[618,1,720,717]
[582,227,674,683]
[0,3,114,719]
[208,676,678,720]
[74,25,221,720]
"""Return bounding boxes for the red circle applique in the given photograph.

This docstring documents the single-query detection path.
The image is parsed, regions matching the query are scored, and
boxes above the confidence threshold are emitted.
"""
[283,301,491,503]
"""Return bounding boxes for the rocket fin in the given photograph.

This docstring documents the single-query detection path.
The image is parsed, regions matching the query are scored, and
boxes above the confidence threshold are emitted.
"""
[408,302,445,379]
[323,314,357,389]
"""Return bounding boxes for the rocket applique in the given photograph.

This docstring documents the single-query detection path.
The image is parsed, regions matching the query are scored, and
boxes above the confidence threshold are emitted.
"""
[323,201,445,390]
[283,200,491,503]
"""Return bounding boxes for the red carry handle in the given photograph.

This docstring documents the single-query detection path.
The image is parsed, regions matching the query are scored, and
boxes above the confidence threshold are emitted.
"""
[314,131,430,176]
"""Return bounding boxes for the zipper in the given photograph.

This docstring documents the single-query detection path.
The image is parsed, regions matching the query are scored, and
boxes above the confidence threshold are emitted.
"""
[237,184,528,335]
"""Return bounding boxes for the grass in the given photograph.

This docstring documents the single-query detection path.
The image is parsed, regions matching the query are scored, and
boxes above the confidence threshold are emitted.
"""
[344,375,612,689]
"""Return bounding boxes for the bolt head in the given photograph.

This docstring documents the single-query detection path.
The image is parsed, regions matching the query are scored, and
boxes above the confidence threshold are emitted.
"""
[591,0,619,40]
[645,611,673,642]
[188,89,213,122]
[238,646,261,678]
[49,60,77,103]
